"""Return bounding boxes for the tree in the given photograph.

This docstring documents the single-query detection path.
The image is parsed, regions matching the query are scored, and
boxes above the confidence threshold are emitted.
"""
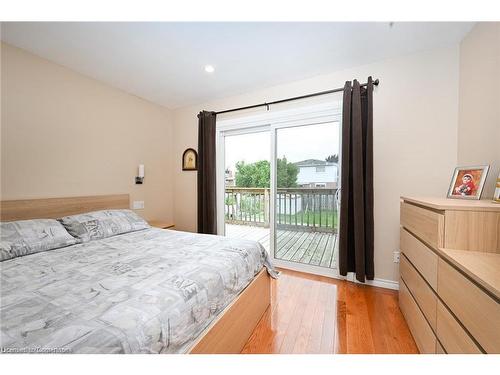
[276,157,298,188]
[234,158,298,188]
[325,154,338,163]
[235,160,270,188]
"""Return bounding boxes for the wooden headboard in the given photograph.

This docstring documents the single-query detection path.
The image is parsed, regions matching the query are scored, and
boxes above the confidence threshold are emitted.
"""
[0,194,130,221]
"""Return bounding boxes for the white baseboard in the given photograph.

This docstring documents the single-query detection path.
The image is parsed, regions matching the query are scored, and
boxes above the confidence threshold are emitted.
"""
[275,263,400,291]
[273,259,339,279]
[344,272,399,290]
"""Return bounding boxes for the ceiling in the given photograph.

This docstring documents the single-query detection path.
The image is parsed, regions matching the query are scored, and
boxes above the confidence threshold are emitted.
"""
[1,22,474,109]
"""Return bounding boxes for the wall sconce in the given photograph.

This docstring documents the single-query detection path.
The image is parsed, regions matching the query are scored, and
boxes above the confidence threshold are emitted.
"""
[135,164,145,184]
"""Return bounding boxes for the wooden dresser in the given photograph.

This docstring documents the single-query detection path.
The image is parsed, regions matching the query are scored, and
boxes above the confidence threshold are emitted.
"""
[399,196,500,354]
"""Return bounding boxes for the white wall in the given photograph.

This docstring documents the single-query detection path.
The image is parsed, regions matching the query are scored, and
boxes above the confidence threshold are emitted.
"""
[458,23,500,198]
[1,43,175,222]
[172,46,460,282]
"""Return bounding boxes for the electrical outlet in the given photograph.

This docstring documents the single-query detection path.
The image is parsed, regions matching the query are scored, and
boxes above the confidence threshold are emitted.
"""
[393,251,400,263]
[132,201,145,210]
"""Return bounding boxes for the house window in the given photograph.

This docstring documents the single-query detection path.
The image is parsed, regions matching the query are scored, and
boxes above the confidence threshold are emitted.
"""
[316,166,325,172]
[315,183,326,188]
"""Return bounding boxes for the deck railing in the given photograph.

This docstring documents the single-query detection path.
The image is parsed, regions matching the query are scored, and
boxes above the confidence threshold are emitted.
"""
[224,187,338,233]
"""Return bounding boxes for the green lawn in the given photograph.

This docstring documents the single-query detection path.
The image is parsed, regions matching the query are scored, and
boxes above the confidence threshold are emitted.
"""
[225,209,338,229]
[278,209,338,228]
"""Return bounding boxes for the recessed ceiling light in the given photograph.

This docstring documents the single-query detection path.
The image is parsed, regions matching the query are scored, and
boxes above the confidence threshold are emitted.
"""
[204,65,215,73]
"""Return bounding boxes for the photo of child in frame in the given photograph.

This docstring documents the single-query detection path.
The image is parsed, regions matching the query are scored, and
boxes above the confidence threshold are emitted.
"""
[454,173,475,196]
[447,166,489,200]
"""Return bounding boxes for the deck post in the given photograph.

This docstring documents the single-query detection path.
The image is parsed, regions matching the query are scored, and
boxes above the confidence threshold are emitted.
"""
[264,188,270,226]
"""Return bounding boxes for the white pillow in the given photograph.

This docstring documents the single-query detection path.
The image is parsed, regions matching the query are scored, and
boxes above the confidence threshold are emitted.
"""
[0,219,77,261]
[58,209,150,242]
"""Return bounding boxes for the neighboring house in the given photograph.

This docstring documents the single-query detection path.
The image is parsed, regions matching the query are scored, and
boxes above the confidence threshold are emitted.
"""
[294,159,338,188]
[225,169,235,186]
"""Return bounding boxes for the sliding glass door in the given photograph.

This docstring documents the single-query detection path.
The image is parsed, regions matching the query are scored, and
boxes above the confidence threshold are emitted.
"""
[270,121,340,277]
[217,102,341,277]
[221,128,271,252]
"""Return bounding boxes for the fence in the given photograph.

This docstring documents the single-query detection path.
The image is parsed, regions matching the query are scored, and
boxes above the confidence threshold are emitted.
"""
[224,187,338,233]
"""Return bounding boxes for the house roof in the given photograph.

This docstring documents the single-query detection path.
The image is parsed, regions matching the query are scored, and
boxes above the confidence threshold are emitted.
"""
[294,159,337,167]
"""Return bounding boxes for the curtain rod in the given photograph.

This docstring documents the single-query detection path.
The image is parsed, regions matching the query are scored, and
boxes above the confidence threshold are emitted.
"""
[215,78,379,115]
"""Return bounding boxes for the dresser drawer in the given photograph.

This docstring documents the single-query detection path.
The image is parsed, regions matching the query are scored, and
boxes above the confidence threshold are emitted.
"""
[436,300,482,353]
[400,254,437,329]
[400,228,438,290]
[399,279,436,353]
[401,201,444,249]
[438,259,500,353]
[444,210,500,252]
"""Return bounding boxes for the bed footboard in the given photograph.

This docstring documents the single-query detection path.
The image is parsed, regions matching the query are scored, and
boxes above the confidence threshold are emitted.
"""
[188,268,271,354]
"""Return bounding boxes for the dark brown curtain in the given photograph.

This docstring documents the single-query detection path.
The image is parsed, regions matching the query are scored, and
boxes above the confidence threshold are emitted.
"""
[197,110,217,234]
[339,76,374,282]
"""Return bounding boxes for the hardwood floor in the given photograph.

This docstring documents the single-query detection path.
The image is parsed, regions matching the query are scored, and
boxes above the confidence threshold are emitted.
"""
[241,269,418,354]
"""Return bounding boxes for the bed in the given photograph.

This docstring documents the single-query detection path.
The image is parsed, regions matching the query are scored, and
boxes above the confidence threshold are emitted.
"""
[0,194,275,354]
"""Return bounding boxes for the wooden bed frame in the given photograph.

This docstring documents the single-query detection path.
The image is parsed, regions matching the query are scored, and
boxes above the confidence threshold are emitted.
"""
[0,194,271,354]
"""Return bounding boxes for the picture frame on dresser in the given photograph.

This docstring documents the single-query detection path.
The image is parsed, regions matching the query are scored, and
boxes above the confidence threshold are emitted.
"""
[447,165,489,200]
[493,173,500,203]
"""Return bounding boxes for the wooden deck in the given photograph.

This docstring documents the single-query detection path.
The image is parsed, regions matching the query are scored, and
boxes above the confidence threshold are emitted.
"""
[225,224,337,269]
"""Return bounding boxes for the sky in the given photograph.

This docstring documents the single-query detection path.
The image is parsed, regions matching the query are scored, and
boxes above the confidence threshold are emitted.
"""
[224,122,340,172]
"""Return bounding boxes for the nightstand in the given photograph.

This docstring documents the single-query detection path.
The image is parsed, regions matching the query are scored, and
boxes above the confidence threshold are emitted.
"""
[148,220,175,229]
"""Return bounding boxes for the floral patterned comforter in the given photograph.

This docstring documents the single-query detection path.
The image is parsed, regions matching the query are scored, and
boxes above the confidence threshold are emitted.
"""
[0,228,276,353]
